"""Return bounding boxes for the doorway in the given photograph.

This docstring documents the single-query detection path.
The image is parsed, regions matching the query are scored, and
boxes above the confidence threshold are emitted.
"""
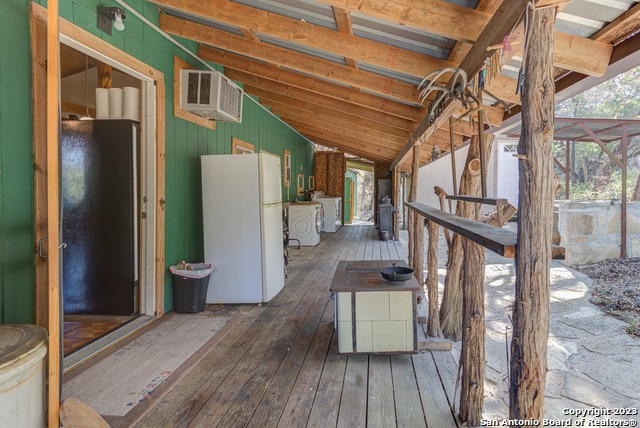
[31,5,166,374]
[59,44,145,357]
[497,140,520,208]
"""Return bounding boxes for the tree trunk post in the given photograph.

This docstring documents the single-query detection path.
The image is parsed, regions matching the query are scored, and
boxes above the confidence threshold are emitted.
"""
[426,219,440,337]
[459,237,485,426]
[509,5,556,421]
[439,134,494,341]
[408,142,422,279]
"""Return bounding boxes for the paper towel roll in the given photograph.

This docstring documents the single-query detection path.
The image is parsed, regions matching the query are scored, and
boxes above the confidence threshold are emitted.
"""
[108,87,123,119]
[95,88,109,119]
[122,86,140,121]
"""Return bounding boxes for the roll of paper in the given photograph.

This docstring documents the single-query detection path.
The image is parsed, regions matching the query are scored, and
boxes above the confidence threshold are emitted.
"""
[108,87,123,119]
[95,88,109,119]
[122,86,140,121]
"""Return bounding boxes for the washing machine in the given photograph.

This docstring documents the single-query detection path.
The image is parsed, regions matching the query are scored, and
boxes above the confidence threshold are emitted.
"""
[315,197,342,232]
[288,202,322,246]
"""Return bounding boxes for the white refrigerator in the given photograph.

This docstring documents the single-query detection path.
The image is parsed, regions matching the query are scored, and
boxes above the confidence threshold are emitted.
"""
[201,153,285,303]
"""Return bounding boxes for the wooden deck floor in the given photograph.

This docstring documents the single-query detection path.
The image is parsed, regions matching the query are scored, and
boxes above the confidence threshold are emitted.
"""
[106,224,461,427]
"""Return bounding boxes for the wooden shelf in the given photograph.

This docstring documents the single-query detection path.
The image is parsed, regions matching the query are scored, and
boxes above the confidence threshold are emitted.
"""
[406,202,517,258]
[444,195,508,206]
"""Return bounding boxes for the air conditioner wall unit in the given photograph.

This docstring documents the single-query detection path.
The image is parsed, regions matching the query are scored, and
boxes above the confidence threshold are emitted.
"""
[180,69,243,123]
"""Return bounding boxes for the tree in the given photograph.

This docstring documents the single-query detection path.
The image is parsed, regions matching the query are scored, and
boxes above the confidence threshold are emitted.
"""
[555,67,640,200]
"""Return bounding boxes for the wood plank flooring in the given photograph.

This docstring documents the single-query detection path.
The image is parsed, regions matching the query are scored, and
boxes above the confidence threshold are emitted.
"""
[99,224,460,427]
[63,315,136,356]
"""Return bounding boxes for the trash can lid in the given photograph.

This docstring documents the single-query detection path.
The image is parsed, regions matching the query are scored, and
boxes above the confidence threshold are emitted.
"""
[0,325,48,372]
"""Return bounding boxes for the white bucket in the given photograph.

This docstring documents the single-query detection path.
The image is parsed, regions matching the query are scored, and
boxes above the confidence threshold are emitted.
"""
[0,325,48,428]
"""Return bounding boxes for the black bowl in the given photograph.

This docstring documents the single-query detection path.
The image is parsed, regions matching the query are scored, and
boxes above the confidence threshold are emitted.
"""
[380,266,414,282]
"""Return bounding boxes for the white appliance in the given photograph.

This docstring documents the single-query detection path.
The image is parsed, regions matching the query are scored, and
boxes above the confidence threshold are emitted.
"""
[181,69,243,122]
[316,197,342,232]
[201,153,284,303]
[288,202,322,246]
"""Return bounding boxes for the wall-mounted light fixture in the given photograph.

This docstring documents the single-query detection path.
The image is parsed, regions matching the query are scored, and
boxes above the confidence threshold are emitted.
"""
[97,7,126,36]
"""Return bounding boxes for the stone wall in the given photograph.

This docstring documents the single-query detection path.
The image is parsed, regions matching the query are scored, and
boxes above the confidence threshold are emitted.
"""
[556,200,640,265]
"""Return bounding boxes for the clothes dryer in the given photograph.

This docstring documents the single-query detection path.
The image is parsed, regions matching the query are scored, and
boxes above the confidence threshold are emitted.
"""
[288,202,322,246]
[315,197,342,232]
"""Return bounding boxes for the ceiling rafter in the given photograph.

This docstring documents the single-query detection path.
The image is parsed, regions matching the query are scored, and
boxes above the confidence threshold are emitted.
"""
[198,46,424,120]
[257,95,413,140]
[312,0,491,44]
[154,0,455,76]
[162,15,421,104]
[147,0,640,167]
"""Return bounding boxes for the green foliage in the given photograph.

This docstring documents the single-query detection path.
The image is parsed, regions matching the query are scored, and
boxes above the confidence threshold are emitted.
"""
[554,66,640,200]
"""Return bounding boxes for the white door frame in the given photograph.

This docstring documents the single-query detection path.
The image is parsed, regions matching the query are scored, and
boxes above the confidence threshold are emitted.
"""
[60,35,157,316]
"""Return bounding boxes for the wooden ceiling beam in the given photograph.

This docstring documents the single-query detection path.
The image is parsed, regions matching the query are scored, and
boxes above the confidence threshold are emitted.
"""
[202,0,617,78]
[285,114,406,148]
[292,124,401,158]
[313,0,490,44]
[155,0,453,77]
[286,119,404,151]
[257,96,413,140]
[508,28,612,77]
[162,15,420,103]
[248,84,473,143]
[276,117,407,153]
[242,81,417,132]
[393,0,529,169]
[307,136,392,165]
[332,6,358,68]
[591,2,640,44]
[202,49,423,121]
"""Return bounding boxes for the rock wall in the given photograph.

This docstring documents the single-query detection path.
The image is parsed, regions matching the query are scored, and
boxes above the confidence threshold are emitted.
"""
[556,200,640,265]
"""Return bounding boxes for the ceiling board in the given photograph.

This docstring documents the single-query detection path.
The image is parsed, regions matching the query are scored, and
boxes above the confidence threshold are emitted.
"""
[146,0,640,166]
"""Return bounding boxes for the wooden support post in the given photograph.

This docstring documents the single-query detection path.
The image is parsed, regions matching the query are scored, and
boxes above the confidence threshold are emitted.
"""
[98,63,113,88]
[459,237,486,426]
[426,220,441,337]
[449,116,458,195]
[565,139,570,199]
[621,125,628,258]
[414,214,425,285]
[433,186,452,247]
[46,1,61,426]
[408,141,421,276]
[393,166,401,241]
[439,134,494,341]
[509,4,555,422]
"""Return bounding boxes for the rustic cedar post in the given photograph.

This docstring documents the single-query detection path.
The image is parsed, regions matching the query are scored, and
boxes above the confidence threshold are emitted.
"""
[408,141,425,283]
[459,237,485,426]
[439,134,494,341]
[425,219,440,336]
[509,5,555,421]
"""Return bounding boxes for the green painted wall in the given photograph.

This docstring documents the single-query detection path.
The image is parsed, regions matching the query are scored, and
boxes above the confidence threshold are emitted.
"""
[0,0,36,323]
[0,0,314,322]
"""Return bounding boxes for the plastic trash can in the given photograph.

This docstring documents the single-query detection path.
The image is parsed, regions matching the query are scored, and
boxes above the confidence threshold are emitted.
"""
[169,263,214,313]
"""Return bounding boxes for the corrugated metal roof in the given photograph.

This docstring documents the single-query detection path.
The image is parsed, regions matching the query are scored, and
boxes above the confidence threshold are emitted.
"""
[153,0,640,166]
[507,118,640,142]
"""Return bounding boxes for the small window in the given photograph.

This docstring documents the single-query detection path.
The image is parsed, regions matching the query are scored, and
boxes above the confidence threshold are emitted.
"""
[232,138,255,154]
[283,150,291,187]
[503,144,517,153]
[297,174,304,196]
